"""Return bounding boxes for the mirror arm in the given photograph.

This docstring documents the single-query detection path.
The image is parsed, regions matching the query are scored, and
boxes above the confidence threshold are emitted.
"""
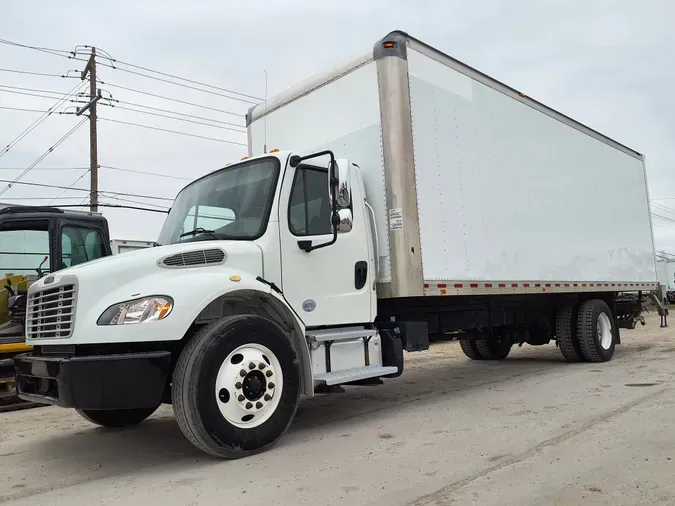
[293,151,340,253]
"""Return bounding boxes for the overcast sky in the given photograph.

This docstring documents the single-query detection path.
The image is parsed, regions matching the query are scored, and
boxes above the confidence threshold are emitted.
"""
[1,0,674,253]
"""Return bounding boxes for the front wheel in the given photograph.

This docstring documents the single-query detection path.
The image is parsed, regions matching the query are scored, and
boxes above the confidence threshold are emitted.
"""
[172,315,301,459]
[77,406,158,427]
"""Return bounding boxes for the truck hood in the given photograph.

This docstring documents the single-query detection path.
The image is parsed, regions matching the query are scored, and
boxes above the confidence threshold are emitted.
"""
[29,240,264,294]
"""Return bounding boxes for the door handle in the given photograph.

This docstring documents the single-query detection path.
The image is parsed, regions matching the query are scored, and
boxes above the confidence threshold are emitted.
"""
[355,261,368,290]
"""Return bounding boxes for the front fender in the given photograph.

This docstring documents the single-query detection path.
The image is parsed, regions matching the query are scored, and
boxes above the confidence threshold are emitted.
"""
[33,268,296,346]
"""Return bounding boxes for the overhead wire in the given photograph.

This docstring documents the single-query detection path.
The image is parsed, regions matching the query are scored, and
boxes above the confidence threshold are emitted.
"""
[48,169,90,205]
[99,81,244,118]
[99,165,193,181]
[0,67,78,79]
[0,178,174,201]
[0,117,88,196]
[99,97,245,129]
[0,80,88,160]
[98,117,247,146]
[97,101,246,133]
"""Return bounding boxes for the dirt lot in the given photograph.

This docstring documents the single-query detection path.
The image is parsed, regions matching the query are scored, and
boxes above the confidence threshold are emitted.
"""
[1,314,674,505]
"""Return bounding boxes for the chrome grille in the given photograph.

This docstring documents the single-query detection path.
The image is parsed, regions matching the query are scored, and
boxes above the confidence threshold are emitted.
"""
[26,283,77,339]
[160,248,225,268]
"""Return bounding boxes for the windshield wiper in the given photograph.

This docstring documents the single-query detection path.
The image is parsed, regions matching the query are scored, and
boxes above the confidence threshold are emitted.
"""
[179,227,221,240]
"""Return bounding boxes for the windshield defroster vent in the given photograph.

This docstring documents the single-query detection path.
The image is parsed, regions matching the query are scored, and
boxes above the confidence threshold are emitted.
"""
[159,248,226,268]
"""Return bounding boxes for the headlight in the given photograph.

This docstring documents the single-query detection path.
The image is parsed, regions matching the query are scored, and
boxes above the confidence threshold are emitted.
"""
[97,296,174,325]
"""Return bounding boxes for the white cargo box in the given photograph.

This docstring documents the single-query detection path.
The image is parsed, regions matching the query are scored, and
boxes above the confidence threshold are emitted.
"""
[248,31,658,299]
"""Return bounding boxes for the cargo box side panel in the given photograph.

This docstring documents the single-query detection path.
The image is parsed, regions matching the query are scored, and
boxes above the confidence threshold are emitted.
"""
[407,48,657,284]
[248,60,391,281]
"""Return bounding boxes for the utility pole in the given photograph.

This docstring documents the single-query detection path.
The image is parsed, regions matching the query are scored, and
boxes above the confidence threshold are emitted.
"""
[76,47,101,212]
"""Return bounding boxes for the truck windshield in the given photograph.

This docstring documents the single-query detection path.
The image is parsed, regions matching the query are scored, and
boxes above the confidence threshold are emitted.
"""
[157,157,280,245]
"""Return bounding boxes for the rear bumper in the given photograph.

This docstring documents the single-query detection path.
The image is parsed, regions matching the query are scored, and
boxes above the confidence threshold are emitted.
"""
[15,351,171,409]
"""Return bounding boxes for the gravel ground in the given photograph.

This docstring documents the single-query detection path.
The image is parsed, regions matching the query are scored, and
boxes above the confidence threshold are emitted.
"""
[1,314,674,505]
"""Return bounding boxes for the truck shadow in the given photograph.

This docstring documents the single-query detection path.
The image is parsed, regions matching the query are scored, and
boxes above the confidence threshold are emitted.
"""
[1,339,656,502]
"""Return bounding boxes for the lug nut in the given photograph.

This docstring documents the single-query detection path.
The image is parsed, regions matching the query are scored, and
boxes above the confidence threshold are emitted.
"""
[235,382,242,389]
[249,362,256,370]
[259,363,266,370]
[268,382,275,389]
[266,370,273,377]
[256,402,263,409]
[238,395,245,402]
[245,402,253,409]
[264,394,272,401]
[239,369,247,377]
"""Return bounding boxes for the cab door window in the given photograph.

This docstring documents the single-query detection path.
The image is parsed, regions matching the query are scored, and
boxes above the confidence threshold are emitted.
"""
[288,167,332,236]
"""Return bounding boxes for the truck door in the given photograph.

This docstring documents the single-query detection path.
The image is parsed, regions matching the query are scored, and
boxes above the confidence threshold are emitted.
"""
[279,161,373,327]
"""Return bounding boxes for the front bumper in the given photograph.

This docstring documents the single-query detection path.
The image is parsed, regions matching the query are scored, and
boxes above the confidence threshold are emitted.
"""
[15,351,172,409]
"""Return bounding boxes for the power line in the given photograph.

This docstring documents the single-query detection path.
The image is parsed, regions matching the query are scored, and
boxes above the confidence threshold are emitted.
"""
[0,38,74,57]
[0,84,73,96]
[0,178,174,201]
[102,98,245,129]
[97,101,246,133]
[99,193,170,210]
[100,63,259,105]
[0,87,80,101]
[0,166,88,171]
[100,165,193,181]
[0,196,90,201]
[0,105,73,114]
[110,58,262,101]
[49,169,90,205]
[98,117,247,146]
[0,80,87,160]
[0,67,78,79]
[100,81,244,118]
[0,117,88,197]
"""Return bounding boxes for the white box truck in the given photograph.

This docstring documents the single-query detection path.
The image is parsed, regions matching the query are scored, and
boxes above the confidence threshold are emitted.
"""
[110,239,155,255]
[15,31,658,459]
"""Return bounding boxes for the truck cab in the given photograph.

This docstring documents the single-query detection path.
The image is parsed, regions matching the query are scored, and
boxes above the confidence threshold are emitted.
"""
[14,150,393,457]
[1,205,111,402]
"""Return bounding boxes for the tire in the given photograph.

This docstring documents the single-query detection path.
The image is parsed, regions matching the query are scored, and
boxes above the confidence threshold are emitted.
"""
[577,299,616,362]
[555,304,584,362]
[459,339,483,360]
[474,336,512,360]
[172,315,300,459]
[77,406,158,427]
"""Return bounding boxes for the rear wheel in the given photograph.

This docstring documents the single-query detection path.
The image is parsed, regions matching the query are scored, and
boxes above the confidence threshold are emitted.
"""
[556,304,584,362]
[77,406,158,427]
[459,339,483,360]
[172,315,301,459]
[475,336,512,360]
[577,299,616,362]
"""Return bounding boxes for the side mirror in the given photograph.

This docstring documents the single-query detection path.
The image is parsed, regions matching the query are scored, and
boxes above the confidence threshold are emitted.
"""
[329,159,352,209]
[337,209,353,233]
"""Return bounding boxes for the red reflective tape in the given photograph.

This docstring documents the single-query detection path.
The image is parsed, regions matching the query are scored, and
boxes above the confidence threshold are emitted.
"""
[499,283,506,288]
[545,283,551,287]
[454,283,463,288]
[437,283,447,288]
[581,284,586,287]
[564,284,570,287]
[511,283,518,288]
[535,283,541,287]
[470,283,478,288]
[485,283,493,288]
[524,283,530,287]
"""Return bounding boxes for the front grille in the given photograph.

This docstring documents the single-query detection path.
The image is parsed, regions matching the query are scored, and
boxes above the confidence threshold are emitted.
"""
[26,284,77,339]
[160,248,226,268]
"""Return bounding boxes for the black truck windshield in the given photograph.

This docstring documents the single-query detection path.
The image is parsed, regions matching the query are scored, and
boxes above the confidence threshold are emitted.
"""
[157,158,280,245]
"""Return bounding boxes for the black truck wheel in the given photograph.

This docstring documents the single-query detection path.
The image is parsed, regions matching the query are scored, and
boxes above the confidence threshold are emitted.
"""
[77,407,158,427]
[577,299,616,362]
[459,339,483,360]
[555,304,584,362]
[474,336,512,360]
[172,315,301,459]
